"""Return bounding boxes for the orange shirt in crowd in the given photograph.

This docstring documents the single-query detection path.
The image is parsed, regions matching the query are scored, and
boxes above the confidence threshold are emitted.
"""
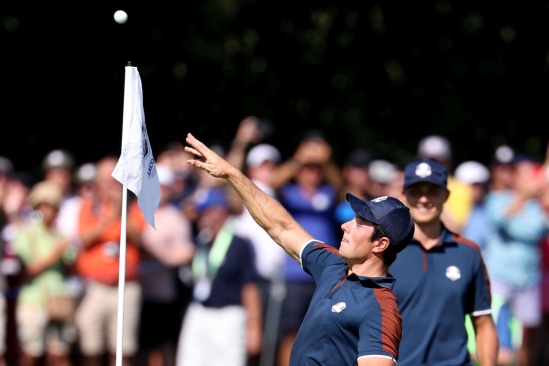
[76,198,145,285]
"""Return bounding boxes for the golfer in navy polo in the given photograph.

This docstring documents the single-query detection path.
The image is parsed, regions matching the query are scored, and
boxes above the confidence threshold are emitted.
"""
[391,158,499,366]
[184,133,415,365]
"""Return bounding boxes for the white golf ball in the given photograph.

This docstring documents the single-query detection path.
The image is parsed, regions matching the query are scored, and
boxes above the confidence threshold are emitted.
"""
[114,10,128,24]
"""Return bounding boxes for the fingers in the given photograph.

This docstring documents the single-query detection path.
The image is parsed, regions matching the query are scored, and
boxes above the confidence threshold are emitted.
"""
[184,146,203,158]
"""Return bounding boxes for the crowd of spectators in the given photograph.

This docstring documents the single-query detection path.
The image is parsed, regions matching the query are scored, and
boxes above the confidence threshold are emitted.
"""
[0,117,548,366]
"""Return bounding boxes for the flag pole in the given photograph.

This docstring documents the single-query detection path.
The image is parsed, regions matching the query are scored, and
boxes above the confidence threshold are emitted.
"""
[115,61,132,366]
[111,61,161,366]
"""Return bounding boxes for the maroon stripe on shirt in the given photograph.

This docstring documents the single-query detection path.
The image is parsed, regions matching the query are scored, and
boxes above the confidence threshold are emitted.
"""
[314,243,341,256]
[452,234,491,299]
[373,287,402,360]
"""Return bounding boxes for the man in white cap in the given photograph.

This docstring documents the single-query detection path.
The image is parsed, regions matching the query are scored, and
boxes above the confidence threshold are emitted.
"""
[456,161,491,250]
[139,164,196,366]
[230,143,287,366]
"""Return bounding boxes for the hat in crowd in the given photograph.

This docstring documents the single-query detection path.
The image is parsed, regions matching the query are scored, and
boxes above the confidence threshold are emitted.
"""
[513,153,542,165]
[28,181,63,209]
[246,144,281,168]
[454,161,490,185]
[0,156,14,175]
[490,145,515,165]
[74,163,97,185]
[194,187,229,212]
[403,158,448,190]
[346,193,414,253]
[42,149,75,172]
[417,135,452,162]
[369,160,397,184]
[156,163,175,186]
[345,148,373,168]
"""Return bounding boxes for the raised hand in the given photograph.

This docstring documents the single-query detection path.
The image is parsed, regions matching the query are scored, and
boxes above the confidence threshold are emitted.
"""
[185,133,235,179]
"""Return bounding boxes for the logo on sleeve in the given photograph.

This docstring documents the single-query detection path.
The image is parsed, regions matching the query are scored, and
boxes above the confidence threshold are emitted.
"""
[445,266,461,281]
[331,302,347,313]
[415,163,432,178]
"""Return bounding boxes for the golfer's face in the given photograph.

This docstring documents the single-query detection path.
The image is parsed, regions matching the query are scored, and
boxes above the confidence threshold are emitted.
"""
[339,215,376,264]
[402,182,449,225]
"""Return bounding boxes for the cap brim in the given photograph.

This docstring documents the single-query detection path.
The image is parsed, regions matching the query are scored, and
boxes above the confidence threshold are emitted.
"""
[346,193,380,225]
[403,177,447,190]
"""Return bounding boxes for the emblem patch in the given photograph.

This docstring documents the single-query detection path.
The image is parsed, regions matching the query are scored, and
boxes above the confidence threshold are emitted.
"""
[332,302,347,313]
[372,196,388,202]
[446,266,461,281]
[415,162,432,178]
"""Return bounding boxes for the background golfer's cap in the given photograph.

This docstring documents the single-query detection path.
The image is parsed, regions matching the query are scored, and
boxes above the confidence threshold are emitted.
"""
[403,158,448,190]
[346,193,414,253]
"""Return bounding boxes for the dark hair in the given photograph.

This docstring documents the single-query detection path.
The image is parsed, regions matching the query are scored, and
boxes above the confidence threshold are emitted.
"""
[370,225,397,265]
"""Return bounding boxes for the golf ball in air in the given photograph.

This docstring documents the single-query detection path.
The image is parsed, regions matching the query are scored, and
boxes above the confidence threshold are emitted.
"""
[114,10,128,24]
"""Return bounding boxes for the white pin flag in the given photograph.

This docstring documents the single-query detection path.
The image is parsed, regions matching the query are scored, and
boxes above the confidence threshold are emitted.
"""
[112,66,160,228]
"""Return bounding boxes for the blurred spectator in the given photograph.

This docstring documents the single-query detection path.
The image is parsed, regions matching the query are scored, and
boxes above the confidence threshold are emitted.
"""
[229,143,286,366]
[270,131,342,366]
[73,163,97,202]
[13,181,75,366]
[482,154,549,366]
[417,135,474,233]
[1,168,35,365]
[456,161,491,250]
[137,164,196,366]
[368,159,398,198]
[225,116,264,171]
[156,141,196,206]
[41,150,80,245]
[488,145,515,192]
[334,148,373,224]
[540,162,549,365]
[0,156,15,366]
[176,187,262,366]
[384,166,405,200]
[74,157,145,366]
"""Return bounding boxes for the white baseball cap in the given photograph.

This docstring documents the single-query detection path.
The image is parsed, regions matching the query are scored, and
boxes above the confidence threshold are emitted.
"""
[369,160,397,184]
[246,144,281,167]
[454,161,490,184]
[417,135,452,162]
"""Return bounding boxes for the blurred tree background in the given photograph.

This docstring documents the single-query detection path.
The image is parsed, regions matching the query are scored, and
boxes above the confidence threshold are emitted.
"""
[2,1,548,175]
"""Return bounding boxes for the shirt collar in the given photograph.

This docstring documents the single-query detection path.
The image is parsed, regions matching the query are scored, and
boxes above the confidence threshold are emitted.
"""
[409,223,455,248]
[346,268,396,289]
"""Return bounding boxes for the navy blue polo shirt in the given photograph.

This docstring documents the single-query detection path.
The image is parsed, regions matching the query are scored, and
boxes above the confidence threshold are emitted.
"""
[290,241,402,365]
[390,226,492,366]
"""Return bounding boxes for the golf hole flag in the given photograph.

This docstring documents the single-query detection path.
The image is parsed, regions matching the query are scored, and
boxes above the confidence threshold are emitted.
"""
[112,66,160,228]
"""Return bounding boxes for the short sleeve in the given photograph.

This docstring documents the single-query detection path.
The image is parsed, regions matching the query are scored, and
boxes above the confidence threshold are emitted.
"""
[300,240,345,283]
[357,288,401,362]
[466,252,492,316]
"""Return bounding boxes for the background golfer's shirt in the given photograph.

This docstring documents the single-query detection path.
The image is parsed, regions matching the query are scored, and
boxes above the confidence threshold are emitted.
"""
[290,241,401,366]
[391,227,491,366]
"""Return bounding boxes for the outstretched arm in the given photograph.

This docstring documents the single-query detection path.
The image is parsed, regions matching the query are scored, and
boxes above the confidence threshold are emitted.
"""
[185,133,313,263]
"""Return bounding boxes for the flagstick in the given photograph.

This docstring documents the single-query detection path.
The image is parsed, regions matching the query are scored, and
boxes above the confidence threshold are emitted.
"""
[115,61,132,366]
[115,187,128,366]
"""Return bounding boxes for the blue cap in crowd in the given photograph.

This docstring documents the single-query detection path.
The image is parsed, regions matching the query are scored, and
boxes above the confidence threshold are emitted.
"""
[346,193,415,253]
[403,158,448,190]
[194,187,229,212]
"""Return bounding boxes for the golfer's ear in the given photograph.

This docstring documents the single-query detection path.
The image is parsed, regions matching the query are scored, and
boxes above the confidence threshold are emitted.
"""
[373,237,390,253]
